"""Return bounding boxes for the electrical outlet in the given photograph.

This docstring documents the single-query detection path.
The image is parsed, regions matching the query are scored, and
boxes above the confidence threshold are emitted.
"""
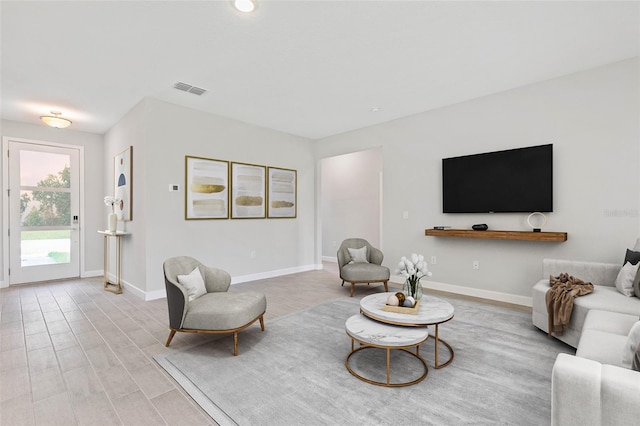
[402,211,409,219]
[473,260,479,270]
[431,256,437,265]
[250,251,257,259]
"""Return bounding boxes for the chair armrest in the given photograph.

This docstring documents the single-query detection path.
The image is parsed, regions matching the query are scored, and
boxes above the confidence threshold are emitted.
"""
[369,246,384,265]
[202,266,232,293]
[552,353,640,426]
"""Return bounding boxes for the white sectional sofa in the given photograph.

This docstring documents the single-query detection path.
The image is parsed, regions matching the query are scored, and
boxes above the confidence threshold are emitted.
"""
[531,258,640,425]
[532,258,640,348]
[551,309,640,425]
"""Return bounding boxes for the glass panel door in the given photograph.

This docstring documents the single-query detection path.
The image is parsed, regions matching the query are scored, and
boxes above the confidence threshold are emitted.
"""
[8,141,80,284]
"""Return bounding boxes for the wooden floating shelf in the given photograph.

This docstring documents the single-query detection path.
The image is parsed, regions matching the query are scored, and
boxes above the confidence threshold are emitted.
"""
[425,229,567,242]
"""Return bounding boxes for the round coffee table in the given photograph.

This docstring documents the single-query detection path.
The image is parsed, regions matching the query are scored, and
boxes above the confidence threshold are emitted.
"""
[344,314,429,387]
[360,292,455,369]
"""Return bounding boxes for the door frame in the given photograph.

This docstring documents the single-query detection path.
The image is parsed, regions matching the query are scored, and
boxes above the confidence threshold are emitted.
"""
[1,136,86,288]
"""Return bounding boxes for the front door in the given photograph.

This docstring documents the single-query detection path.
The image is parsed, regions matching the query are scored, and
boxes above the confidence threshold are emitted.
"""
[7,140,81,284]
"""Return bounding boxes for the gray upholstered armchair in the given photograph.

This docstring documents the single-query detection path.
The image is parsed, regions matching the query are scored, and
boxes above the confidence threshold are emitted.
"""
[337,238,390,297]
[163,256,266,356]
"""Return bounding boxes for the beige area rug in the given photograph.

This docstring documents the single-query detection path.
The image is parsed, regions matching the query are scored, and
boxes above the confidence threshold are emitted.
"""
[155,296,573,425]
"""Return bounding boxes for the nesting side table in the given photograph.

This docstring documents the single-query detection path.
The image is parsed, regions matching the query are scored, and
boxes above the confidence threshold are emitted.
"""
[345,314,429,387]
[98,231,128,294]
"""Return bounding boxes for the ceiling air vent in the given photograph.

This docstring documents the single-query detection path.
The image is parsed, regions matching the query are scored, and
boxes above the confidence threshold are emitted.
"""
[173,82,207,96]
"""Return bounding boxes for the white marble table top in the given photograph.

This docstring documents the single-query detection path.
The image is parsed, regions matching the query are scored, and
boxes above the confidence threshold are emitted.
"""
[360,292,455,326]
[345,314,429,347]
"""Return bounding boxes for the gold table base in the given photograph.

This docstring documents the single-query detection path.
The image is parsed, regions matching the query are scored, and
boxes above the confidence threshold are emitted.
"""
[345,336,429,387]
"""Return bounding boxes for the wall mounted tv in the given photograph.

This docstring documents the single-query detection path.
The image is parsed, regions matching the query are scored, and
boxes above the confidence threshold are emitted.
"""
[442,144,553,213]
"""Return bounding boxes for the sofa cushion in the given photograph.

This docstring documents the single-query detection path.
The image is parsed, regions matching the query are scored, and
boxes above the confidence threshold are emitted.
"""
[582,309,639,336]
[622,321,640,369]
[624,248,640,265]
[576,329,627,367]
[573,285,640,314]
[633,347,640,371]
[542,259,621,287]
[623,249,640,298]
[615,261,640,297]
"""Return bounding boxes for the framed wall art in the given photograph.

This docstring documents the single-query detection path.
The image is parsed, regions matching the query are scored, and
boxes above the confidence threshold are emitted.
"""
[185,156,230,220]
[267,167,297,218]
[114,146,133,221]
[231,162,266,219]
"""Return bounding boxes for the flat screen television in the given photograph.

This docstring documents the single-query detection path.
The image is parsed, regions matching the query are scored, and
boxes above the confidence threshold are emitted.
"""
[442,144,553,213]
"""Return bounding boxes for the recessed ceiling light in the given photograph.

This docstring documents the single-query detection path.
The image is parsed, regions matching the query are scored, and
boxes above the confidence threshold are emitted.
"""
[370,107,381,113]
[40,111,72,129]
[233,0,256,13]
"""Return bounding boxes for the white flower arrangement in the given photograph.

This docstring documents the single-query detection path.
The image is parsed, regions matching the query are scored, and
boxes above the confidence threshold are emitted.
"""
[397,253,432,298]
[104,196,120,213]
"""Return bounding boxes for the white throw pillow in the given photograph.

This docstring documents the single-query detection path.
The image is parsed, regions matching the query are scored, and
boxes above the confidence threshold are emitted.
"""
[622,321,640,369]
[347,246,369,264]
[614,261,639,297]
[177,266,207,301]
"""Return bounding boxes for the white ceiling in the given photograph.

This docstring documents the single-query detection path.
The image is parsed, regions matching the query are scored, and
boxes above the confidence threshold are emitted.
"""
[2,1,639,139]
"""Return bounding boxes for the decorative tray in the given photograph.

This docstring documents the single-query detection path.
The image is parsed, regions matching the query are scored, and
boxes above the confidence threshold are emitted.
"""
[382,300,420,315]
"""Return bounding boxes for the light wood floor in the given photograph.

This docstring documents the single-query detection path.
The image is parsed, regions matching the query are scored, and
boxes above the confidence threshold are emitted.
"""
[0,263,390,425]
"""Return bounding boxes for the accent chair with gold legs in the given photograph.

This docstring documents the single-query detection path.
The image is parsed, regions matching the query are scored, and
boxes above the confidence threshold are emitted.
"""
[163,256,266,356]
[337,238,390,297]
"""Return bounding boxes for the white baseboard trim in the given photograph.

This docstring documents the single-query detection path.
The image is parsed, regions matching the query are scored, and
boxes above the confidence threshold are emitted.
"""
[389,275,532,308]
[113,264,323,302]
[322,256,337,263]
[82,269,103,278]
[103,273,159,301]
[145,288,167,301]
[231,264,321,285]
[0,280,5,289]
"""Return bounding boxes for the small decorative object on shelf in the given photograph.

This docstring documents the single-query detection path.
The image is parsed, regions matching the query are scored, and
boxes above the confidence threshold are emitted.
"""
[397,253,432,301]
[527,212,547,232]
[104,196,120,232]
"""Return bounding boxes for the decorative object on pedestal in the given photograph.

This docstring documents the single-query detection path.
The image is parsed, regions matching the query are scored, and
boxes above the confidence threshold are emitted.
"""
[104,196,120,232]
[527,212,547,232]
[397,253,432,301]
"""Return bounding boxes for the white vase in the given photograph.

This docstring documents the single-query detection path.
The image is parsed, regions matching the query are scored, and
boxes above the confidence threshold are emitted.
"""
[108,212,118,232]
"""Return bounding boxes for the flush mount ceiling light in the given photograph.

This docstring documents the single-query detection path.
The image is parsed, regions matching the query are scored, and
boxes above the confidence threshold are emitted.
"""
[40,111,72,129]
[233,0,256,13]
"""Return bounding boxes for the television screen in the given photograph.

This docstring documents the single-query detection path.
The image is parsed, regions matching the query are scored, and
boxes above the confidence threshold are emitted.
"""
[442,144,553,213]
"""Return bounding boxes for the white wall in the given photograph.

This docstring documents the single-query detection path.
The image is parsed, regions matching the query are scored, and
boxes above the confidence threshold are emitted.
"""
[321,148,382,259]
[0,119,105,283]
[104,99,317,298]
[103,101,147,295]
[316,58,640,304]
